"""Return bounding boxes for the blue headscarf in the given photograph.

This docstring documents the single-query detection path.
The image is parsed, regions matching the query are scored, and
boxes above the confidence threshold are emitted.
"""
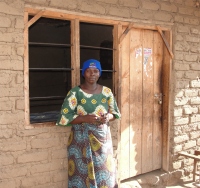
[82,59,102,76]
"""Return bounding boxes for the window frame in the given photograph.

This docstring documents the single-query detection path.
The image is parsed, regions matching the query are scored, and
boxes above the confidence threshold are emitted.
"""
[24,9,120,127]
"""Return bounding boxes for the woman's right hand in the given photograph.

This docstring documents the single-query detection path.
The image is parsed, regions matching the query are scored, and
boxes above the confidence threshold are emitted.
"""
[83,114,99,124]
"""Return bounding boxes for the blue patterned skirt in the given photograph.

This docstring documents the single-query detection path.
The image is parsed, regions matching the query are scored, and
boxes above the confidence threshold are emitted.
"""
[67,123,118,188]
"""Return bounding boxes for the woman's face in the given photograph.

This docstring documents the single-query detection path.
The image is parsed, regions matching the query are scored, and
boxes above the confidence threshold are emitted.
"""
[84,68,100,84]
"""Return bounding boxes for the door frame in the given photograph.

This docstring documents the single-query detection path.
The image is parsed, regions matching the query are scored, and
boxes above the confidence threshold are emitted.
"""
[117,24,172,180]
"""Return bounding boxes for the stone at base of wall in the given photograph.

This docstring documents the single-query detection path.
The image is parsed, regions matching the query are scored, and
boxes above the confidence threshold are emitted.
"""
[120,169,186,188]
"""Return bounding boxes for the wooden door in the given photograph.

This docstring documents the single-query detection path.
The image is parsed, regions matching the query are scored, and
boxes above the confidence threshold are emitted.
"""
[120,28,163,180]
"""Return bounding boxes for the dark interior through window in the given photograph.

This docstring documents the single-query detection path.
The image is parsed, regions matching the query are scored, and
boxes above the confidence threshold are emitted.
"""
[29,17,114,123]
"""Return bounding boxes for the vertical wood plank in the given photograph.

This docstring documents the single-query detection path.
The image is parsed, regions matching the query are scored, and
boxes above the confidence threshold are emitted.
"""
[129,28,143,176]
[113,23,122,185]
[142,30,154,173]
[152,31,163,169]
[24,11,30,126]
[120,26,130,180]
[71,19,80,87]
[162,30,172,171]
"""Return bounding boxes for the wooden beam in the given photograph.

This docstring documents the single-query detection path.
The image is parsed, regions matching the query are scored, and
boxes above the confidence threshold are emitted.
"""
[179,152,200,160]
[25,10,45,29]
[156,26,174,59]
[119,23,133,44]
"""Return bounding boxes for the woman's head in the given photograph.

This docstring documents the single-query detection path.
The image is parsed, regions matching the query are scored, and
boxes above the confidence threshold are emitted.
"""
[82,59,102,77]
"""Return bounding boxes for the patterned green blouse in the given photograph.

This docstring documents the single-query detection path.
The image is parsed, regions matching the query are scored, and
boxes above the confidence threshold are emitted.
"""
[56,86,121,126]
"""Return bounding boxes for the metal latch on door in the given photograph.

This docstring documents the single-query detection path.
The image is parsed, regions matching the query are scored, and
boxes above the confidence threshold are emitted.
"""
[154,93,163,104]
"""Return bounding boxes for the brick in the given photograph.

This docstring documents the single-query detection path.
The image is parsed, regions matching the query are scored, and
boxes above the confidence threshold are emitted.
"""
[174,97,188,106]
[190,28,199,35]
[183,140,196,150]
[16,46,24,56]
[0,140,26,152]
[174,107,183,117]
[21,174,51,187]
[175,71,184,79]
[16,99,24,110]
[31,137,60,149]
[173,145,182,153]
[0,111,24,124]
[179,7,194,15]
[174,15,184,23]
[197,138,200,146]
[17,151,48,163]
[190,114,200,123]
[184,17,199,26]
[183,106,198,115]
[30,159,64,174]
[190,97,200,105]
[0,2,22,15]
[161,3,177,12]
[174,42,189,51]
[0,100,12,110]
[175,90,184,98]
[174,135,189,144]
[15,17,24,29]
[119,0,139,8]
[98,0,118,4]
[185,0,195,6]
[184,71,198,80]
[0,45,11,55]
[0,154,14,166]
[52,149,67,159]
[16,73,23,84]
[190,131,200,139]
[190,80,200,88]
[176,34,184,41]
[108,6,130,18]
[0,166,28,179]
[0,180,15,188]
[52,170,68,182]
[174,63,190,70]
[131,9,154,20]
[0,71,12,85]
[185,54,198,62]
[186,35,200,43]
[190,63,200,70]
[176,80,190,89]
[81,2,106,15]
[173,161,182,170]
[154,12,172,22]
[190,45,200,53]
[184,90,198,97]
[0,59,23,70]
[0,87,23,97]
[177,25,189,33]
[174,117,189,125]
[50,0,77,9]
[0,16,11,28]
[17,128,49,137]
[142,1,159,10]
[174,52,184,60]
[0,129,13,139]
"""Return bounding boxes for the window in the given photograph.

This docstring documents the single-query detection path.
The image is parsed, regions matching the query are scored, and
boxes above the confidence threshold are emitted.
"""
[27,14,115,124]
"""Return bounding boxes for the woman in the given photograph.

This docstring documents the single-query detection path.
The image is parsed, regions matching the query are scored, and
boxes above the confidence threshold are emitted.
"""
[56,59,121,188]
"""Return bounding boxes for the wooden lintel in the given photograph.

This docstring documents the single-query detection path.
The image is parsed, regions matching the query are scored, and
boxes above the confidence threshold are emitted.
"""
[157,26,174,59]
[119,23,133,44]
[25,10,45,29]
